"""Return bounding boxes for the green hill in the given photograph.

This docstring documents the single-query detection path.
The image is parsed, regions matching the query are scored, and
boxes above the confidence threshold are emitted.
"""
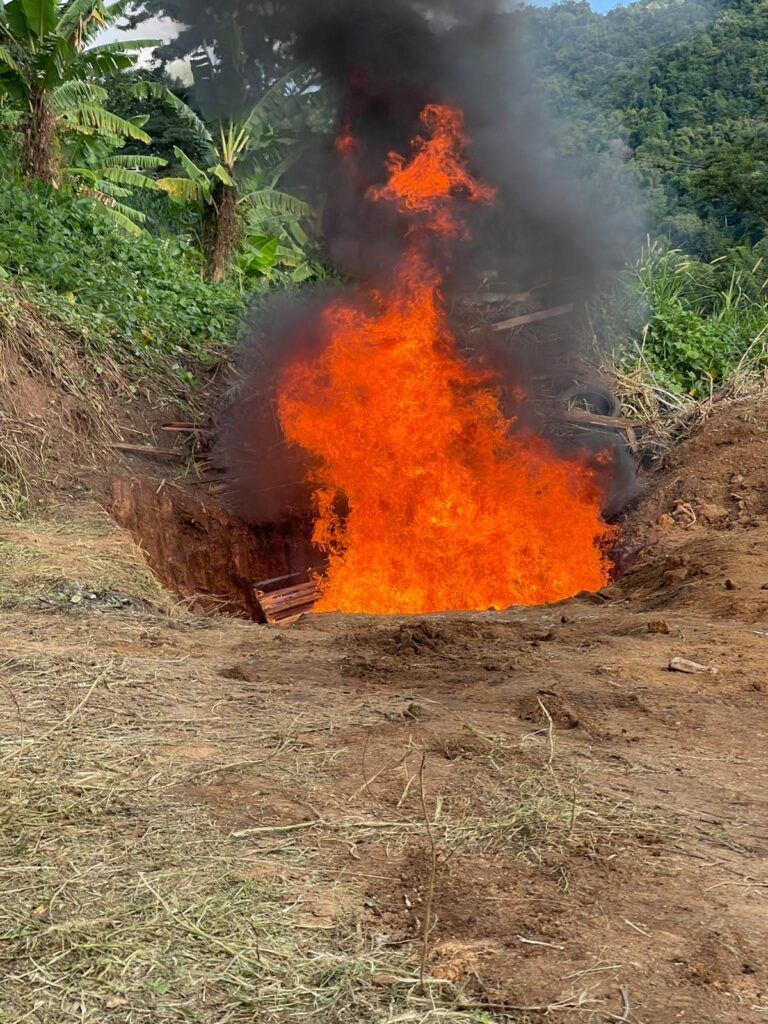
[525,0,768,255]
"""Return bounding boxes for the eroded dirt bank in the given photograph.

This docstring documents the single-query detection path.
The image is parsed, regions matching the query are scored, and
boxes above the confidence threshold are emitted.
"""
[1,398,767,1024]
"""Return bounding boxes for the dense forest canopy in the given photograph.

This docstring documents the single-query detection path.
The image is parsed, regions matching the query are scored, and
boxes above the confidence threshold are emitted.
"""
[523,0,768,255]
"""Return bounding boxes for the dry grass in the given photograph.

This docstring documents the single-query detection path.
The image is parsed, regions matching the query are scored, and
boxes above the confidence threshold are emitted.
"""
[0,289,125,517]
[611,340,768,466]
[0,644,520,1024]
[0,506,174,611]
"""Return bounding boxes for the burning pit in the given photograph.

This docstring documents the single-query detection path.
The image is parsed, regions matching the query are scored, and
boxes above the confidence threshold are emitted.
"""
[275,105,616,615]
[217,1,639,621]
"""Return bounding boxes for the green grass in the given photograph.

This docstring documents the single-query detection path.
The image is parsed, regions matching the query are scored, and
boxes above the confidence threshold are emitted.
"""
[616,240,768,400]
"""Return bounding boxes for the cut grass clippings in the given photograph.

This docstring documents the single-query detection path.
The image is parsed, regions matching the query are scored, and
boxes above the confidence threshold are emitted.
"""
[0,626,664,1024]
[0,652,505,1024]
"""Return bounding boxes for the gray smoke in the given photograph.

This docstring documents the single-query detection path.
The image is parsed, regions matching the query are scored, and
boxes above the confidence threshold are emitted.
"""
[222,0,641,528]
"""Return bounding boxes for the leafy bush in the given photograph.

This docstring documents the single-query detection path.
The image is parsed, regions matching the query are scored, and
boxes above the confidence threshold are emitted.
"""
[623,241,768,396]
[0,181,247,373]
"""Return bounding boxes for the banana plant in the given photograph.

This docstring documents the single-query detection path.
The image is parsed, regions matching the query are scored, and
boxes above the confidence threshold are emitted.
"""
[137,65,320,281]
[65,149,168,234]
[0,0,158,185]
[45,79,170,232]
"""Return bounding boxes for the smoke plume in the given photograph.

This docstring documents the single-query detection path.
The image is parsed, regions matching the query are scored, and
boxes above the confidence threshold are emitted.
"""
[222,0,640,533]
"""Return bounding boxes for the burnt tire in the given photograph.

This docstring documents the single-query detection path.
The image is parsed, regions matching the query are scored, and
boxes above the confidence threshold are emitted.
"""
[559,383,621,419]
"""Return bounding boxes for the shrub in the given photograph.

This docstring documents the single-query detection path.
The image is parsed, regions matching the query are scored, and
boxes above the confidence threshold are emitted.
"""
[623,241,768,396]
[0,181,248,375]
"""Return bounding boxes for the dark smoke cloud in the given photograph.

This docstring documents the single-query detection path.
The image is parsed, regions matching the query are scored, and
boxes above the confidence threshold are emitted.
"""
[221,0,641,530]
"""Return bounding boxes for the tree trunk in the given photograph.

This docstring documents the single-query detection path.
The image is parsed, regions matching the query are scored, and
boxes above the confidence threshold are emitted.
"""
[21,91,59,187]
[203,182,238,282]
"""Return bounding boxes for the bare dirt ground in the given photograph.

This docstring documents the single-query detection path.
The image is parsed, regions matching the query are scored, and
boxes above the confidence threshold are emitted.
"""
[1,398,767,1024]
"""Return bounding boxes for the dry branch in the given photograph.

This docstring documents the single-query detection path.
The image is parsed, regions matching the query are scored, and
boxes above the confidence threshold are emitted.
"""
[491,303,574,331]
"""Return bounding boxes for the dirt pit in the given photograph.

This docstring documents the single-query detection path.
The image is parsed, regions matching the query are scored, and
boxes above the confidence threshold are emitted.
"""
[108,476,315,619]
[1,396,767,1024]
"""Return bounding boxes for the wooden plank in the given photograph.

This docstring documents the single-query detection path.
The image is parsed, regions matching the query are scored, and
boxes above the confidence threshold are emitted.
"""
[261,590,321,613]
[491,303,574,332]
[268,599,318,618]
[160,423,211,433]
[257,589,319,602]
[110,443,184,459]
[254,571,317,590]
[253,569,322,626]
[462,290,531,304]
[261,591,320,611]
[558,408,643,429]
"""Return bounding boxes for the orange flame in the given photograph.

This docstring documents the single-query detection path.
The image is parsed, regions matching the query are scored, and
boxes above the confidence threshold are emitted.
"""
[278,104,613,614]
[369,104,495,237]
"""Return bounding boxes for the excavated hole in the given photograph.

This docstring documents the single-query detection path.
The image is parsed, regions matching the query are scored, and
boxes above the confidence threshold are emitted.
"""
[108,477,316,621]
[107,478,625,623]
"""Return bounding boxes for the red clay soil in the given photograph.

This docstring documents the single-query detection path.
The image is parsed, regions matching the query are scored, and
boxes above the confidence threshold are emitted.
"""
[2,395,767,1024]
[109,477,315,618]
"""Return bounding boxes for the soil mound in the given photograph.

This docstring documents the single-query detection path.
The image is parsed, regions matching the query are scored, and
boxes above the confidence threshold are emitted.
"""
[622,394,768,549]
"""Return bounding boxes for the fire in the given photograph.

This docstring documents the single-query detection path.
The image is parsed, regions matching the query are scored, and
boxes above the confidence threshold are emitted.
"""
[369,105,495,237]
[277,104,613,615]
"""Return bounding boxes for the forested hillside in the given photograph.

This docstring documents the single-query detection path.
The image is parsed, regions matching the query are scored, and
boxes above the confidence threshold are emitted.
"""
[526,0,768,256]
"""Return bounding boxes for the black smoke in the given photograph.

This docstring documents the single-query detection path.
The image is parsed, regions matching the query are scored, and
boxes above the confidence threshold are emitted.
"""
[221,0,641,528]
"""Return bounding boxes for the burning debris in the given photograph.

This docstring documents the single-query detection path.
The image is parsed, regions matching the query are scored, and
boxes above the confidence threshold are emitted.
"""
[220,0,638,616]
[277,105,614,614]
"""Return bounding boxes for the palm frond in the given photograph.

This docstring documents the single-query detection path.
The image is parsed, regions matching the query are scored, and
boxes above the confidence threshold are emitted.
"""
[130,81,211,141]
[241,63,318,138]
[79,186,147,234]
[76,48,133,74]
[101,165,160,190]
[57,0,104,38]
[172,145,209,184]
[243,188,314,221]
[69,103,151,142]
[217,121,250,167]
[105,153,167,169]
[51,78,107,109]
[156,176,207,203]
[39,34,72,88]
[94,178,131,198]
[102,0,134,26]
[211,163,236,187]
[86,38,161,54]
[0,44,22,73]
[64,163,97,182]
[20,0,58,40]
[97,203,144,235]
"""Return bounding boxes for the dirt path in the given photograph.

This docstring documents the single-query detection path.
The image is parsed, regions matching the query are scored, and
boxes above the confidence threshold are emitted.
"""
[1,401,768,1023]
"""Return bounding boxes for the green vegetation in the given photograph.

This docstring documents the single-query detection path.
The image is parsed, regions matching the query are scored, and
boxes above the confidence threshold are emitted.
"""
[629,241,768,396]
[145,63,320,281]
[0,0,325,383]
[524,0,768,254]
[0,0,178,232]
[0,181,242,372]
[520,0,768,396]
